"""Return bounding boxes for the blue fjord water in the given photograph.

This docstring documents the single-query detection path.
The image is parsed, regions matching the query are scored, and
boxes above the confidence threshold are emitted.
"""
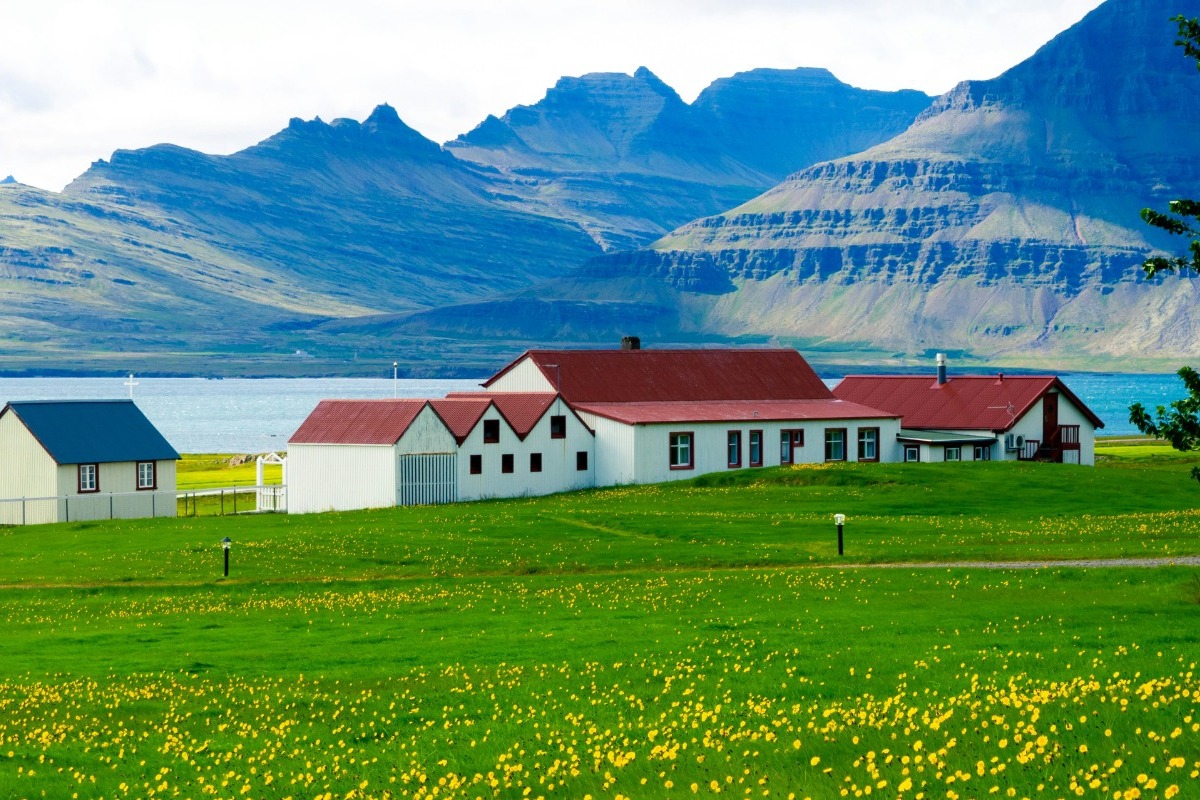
[0,373,1185,453]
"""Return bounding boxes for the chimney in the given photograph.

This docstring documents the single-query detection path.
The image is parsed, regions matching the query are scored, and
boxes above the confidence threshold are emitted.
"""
[936,353,947,385]
[621,336,641,351]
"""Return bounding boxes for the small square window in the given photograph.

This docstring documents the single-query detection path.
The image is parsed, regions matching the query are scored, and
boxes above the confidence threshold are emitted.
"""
[469,454,482,475]
[944,446,961,462]
[483,419,500,443]
[904,446,920,463]
[576,451,588,471]
[501,453,514,473]
[824,429,847,462]
[550,415,566,439]
[530,452,543,472]
[136,461,156,490]
[669,432,694,470]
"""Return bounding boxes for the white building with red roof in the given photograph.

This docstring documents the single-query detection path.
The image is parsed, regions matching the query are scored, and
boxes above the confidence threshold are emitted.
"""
[287,342,907,513]
[833,355,1105,465]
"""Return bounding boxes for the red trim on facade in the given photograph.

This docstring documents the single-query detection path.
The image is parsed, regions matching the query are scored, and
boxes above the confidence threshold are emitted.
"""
[857,427,880,463]
[78,463,99,493]
[727,430,742,468]
[749,430,763,467]
[669,431,695,471]
[136,460,158,490]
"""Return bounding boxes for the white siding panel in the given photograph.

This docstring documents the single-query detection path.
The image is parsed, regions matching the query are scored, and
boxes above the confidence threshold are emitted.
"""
[487,357,556,393]
[288,444,396,514]
[0,414,58,524]
[593,417,636,486]
[458,398,593,500]
[397,406,457,454]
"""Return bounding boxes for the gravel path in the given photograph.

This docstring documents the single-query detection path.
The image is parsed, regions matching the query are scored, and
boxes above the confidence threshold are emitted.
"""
[834,556,1200,570]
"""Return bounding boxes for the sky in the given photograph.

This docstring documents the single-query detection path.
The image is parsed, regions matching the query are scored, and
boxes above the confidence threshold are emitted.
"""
[1,0,1106,192]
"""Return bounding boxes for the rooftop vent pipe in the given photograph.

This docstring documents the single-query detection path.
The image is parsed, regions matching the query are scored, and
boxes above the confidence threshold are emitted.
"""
[621,336,641,351]
[936,353,947,385]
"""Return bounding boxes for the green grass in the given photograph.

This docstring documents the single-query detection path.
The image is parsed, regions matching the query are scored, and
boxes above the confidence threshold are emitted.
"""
[177,453,283,490]
[1,459,1198,799]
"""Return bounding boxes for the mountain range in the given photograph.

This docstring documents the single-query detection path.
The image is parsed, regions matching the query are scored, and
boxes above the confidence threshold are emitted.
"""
[1,0,1197,375]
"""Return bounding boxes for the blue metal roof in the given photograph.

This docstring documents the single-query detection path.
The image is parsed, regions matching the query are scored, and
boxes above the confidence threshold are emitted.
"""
[2,400,180,465]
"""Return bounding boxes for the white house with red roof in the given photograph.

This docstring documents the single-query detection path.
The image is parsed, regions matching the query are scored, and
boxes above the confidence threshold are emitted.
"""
[287,342,905,513]
[833,355,1104,465]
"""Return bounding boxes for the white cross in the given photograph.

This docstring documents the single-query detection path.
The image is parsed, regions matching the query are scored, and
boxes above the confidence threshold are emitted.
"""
[124,373,139,399]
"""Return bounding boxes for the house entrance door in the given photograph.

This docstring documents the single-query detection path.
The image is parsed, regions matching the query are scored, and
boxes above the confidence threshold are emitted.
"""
[1042,394,1060,462]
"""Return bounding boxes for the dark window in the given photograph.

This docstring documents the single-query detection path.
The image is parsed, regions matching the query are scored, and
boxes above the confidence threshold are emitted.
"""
[824,429,847,462]
[483,419,500,443]
[530,452,543,472]
[550,415,566,439]
[781,430,803,464]
[576,451,588,471]
[727,431,742,468]
[749,430,763,467]
[669,432,694,470]
[78,463,99,493]
[501,453,514,473]
[904,445,920,463]
[469,454,482,475]
[857,428,879,462]
[136,461,157,490]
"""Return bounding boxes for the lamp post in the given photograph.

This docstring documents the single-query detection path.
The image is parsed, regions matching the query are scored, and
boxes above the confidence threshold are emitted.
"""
[222,536,232,577]
[833,514,846,556]
[392,362,398,399]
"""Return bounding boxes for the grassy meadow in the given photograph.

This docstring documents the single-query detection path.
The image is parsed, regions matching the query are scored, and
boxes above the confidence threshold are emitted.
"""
[0,452,1198,799]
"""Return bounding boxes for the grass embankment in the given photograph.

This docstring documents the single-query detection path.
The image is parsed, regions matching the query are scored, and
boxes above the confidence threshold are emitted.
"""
[1,457,1198,799]
[177,454,282,490]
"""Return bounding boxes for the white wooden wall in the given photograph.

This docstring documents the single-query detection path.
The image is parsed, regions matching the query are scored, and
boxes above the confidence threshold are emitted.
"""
[457,398,593,501]
[288,444,396,514]
[486,357,556,393]
[0,414,58,524]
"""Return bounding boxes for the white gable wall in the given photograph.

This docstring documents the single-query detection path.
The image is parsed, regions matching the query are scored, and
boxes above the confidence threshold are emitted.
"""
[288,444,397,514]
[0,413,58,524]
[397,406,457,455]
[487,357,555,393]
[457,398,593,501]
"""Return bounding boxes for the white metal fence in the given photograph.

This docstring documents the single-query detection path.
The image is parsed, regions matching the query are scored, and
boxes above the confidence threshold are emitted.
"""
[396,454,456,506]
[0,485,287,526]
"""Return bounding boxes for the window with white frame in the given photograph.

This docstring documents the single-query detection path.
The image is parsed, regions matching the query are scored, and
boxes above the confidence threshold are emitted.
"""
[944,446,961,462]
[904,445,920,463]
[974,445,992,461]
[824,429,847,462]
[857,428,879,462]
[137,461,156,490]
[78,463,98,493]
[669,432,694,470]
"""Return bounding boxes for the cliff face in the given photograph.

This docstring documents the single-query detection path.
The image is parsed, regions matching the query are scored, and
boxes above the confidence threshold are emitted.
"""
[447,67,930,250]
[614,0,1200,365]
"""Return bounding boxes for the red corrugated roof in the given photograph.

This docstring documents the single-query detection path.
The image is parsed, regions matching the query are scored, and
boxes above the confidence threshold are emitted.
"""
[574,399,896,425]
[289,399,427,445]
[833,375,1104,431]
[440,393,559,440]
[484,348,833,402]
[428,398,491,442]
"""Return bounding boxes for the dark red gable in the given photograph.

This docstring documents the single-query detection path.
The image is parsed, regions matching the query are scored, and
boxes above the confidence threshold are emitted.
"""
[484,348,833,403]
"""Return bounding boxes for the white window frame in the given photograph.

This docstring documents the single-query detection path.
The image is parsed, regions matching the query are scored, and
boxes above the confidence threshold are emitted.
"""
[137,461,157,490]
[669,432,694,470]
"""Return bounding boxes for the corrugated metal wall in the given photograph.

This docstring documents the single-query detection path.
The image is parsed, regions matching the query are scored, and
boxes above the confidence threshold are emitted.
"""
[396,454,457,506]
[487,358,556,392]
[288,444,396,514]
[0,413,58,523]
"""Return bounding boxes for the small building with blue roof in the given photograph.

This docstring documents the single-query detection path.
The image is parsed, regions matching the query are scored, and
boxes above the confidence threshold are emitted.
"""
[0,399,180,525]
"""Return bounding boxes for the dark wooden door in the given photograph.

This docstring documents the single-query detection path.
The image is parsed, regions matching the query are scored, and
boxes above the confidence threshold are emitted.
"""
[1042,394,1060,460]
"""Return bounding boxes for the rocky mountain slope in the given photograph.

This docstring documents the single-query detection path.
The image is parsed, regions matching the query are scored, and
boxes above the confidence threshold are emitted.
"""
[431,0,1200,369]
[447,67,930,250]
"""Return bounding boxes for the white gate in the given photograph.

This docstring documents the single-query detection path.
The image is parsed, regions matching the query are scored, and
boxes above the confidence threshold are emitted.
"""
[396,453,457,506]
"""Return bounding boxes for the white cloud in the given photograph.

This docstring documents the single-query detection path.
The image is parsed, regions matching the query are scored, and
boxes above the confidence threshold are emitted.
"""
[0,0,1105,190]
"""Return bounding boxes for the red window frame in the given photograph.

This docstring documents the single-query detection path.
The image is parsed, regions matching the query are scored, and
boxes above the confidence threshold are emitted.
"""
[780,429,804,464]
[78,463,99,493]
[501,453,514,474]
[669,431,694,471]
[483,419,500,444]
[549,415,566,439]
[136,461,157,490]
[576,451,588,471]
[469,454,482,475]
[749,429,763,467]
[727,430,742,468]
[824,428,847,462]
[857,428,880,463]
[530,452,543,473]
